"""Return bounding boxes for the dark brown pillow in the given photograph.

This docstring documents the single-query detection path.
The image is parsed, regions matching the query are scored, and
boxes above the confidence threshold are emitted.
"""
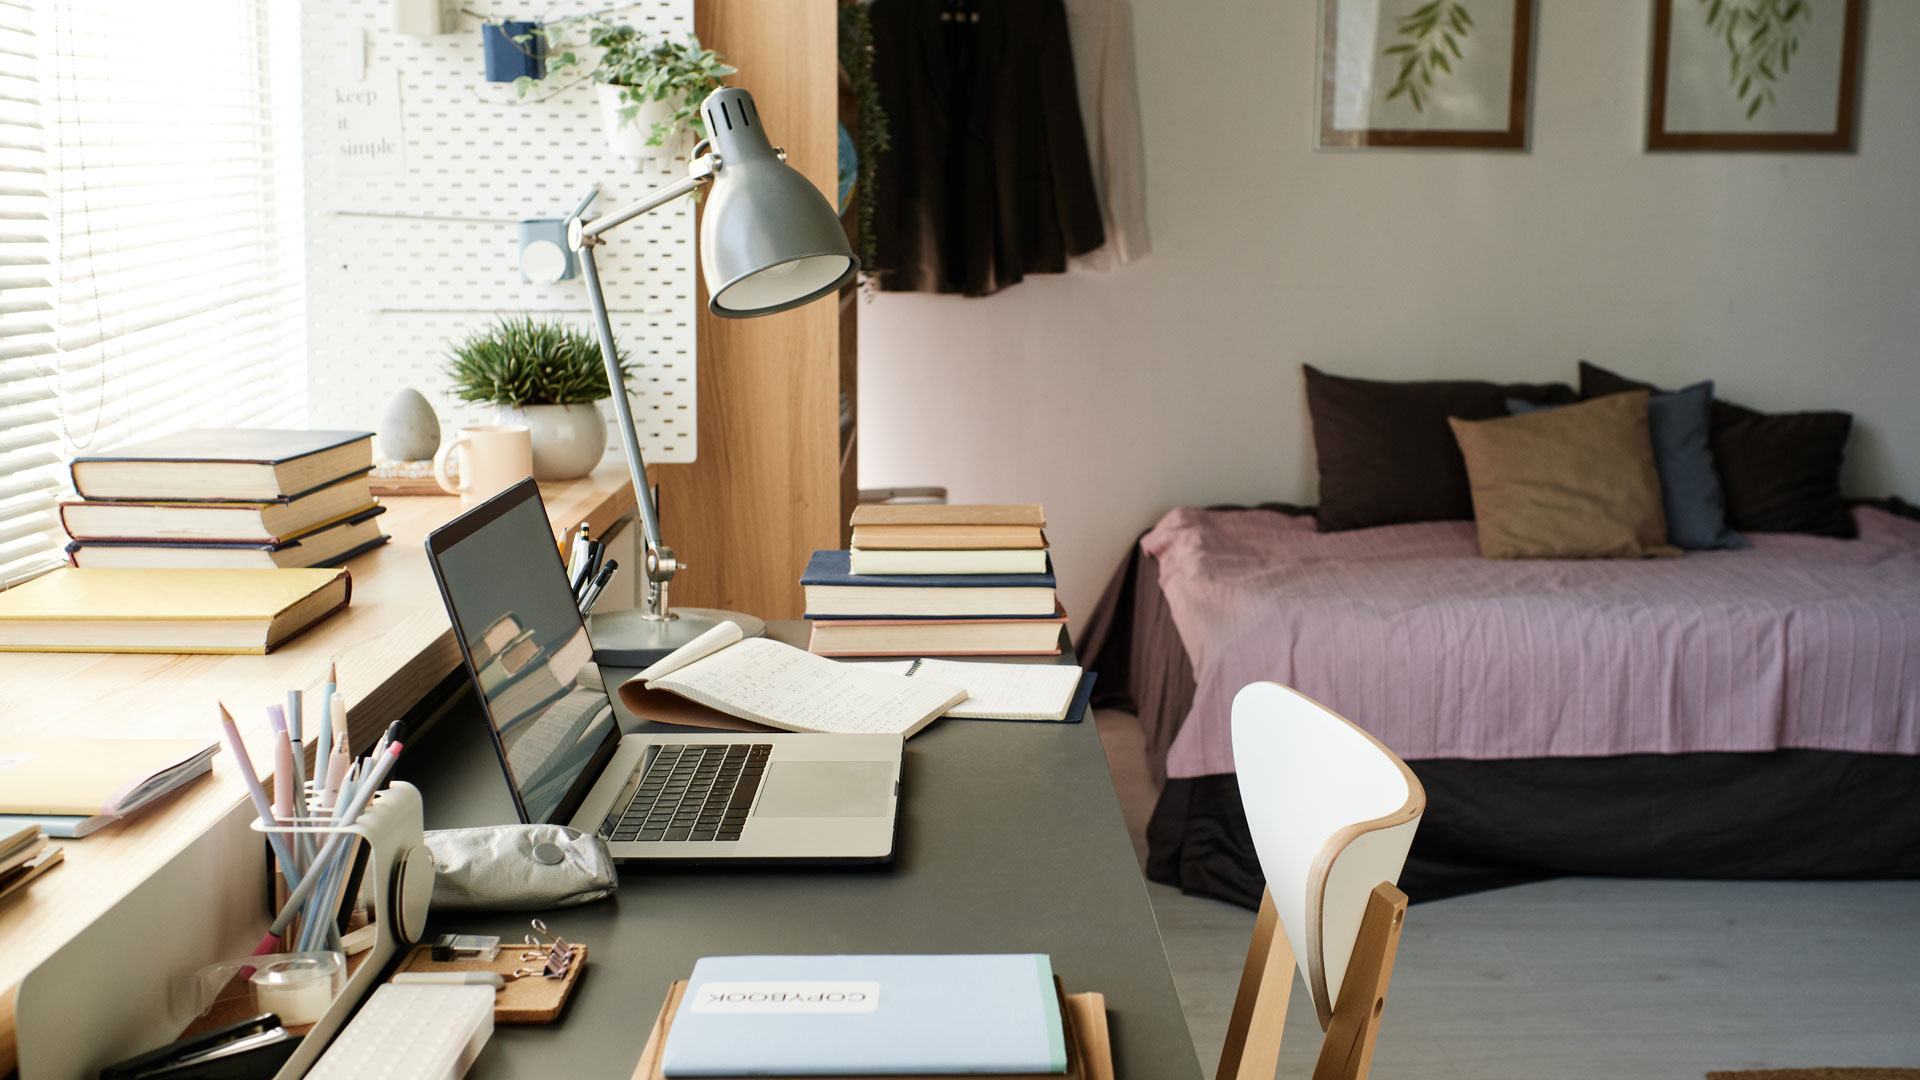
[1305,365,1578,531]
[1579,362,1854,537]
[1449,391,1678,560]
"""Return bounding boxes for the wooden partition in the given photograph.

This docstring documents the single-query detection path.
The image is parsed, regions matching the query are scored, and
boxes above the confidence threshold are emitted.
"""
[651,0,854,621]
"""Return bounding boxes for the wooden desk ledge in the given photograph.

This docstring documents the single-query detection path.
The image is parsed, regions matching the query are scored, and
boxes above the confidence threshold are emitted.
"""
[0,465,634,1076]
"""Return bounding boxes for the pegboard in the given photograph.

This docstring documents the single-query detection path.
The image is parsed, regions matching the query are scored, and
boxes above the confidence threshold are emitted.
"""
[300,0,699,463]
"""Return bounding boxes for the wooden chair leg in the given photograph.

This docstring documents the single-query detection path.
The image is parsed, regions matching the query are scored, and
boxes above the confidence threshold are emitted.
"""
[1310,883,1409,1080]
[1216,887,1297,1080]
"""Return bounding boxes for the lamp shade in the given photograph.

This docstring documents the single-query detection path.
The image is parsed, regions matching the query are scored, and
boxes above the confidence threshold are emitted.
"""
[698,87,859,318]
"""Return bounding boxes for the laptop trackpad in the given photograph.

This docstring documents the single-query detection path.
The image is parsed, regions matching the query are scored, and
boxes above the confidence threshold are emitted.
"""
[755,762,894,818]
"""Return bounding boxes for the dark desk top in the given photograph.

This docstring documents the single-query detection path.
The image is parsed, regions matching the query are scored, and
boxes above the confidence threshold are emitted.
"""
[410,622,1204,1080]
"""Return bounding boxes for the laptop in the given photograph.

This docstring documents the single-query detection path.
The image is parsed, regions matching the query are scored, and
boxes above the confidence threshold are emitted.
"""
[425,478,903,863]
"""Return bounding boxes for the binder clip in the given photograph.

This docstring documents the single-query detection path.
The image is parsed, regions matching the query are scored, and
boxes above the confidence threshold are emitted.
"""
[518,919,575,980]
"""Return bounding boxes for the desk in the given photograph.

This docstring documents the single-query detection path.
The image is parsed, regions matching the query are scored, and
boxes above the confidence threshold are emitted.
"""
[414,623,1206,1080]
[0,466,634,1075]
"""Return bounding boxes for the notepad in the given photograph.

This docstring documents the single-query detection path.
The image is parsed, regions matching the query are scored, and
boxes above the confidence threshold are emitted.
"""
[662,954,1067,1078]
[0,738,218,819]
[866,659,1085,722]
[623,621,967,738]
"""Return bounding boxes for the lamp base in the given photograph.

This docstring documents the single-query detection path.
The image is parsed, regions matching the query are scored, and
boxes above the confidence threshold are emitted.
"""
[587,607,768,668]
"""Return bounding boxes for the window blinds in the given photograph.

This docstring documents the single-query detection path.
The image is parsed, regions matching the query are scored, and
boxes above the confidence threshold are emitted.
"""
[0,0,305,588]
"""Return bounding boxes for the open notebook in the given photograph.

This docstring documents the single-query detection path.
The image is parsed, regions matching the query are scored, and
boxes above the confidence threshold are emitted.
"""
[622,621,966,738]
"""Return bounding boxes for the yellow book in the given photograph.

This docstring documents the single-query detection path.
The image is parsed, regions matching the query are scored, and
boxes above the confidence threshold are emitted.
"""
[0,738,218,817]
[0,567,351,654]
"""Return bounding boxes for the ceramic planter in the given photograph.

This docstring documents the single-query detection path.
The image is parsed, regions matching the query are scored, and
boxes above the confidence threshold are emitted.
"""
[483,20,544,83]
[596,83,691,170]
[495,401,605,480]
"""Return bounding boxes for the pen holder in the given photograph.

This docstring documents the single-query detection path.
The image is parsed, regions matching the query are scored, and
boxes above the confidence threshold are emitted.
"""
[246,781,435,1079]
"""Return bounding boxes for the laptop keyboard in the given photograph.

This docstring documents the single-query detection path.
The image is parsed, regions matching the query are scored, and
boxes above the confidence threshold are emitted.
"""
[602,743,772,843]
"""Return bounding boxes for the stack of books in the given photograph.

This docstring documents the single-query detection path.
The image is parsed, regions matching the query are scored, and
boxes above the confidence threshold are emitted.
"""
[803,504,1067,656]
[60,429,389,569]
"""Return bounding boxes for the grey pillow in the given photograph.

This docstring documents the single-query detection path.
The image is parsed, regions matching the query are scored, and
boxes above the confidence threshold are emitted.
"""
[1508,381,1746,550]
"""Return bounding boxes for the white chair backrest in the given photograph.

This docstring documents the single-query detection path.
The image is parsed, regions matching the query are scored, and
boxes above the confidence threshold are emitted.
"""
[1231,682,1425,1028]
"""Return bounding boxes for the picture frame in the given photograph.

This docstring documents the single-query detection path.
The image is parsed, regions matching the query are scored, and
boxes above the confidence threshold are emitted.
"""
[1318,0,1534,150]
[1647,0,1862,151]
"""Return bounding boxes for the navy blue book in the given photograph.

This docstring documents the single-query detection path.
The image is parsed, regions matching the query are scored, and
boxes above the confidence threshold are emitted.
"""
[801,550,1057,618]
[70,429,374,502]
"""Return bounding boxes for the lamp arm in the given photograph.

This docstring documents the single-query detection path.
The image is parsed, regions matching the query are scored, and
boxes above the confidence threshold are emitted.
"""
[577,156,715,241]
[567,161,716,617]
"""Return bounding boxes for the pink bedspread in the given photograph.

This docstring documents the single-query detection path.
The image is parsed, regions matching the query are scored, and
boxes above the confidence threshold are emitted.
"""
[1141,507,1920,776]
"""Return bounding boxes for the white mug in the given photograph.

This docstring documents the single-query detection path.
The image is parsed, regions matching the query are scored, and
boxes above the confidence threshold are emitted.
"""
[434,424,533,506]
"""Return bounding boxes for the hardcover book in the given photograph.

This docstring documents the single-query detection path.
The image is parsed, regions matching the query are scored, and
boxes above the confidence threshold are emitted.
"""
[60,474,377,543]
[67,506,390,570]
[848,503,1046,527]
[0,567,352,654]
[70,429,374,502]
[802,551,1057,618]
[850,524,1047,551]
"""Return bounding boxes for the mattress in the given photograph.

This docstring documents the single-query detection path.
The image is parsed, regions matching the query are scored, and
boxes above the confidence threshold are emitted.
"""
[1136,506,1920,777]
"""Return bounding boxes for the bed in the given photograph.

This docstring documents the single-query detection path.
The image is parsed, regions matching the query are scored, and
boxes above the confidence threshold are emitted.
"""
[1080,502,1920,906]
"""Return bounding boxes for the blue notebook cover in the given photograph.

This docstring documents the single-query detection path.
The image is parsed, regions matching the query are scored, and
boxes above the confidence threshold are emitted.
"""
[663,954,1067,1078]
[0,813,106,838]
[801,550,1056,590]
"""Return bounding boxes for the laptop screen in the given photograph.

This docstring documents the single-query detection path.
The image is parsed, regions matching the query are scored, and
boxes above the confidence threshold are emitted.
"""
[427,481,618,824]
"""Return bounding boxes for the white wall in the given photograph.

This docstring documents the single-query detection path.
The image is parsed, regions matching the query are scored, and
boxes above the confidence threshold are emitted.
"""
[857,0,1920,623]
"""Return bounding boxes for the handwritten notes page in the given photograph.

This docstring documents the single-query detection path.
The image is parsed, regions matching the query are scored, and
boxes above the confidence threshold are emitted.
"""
[868,660,1084,722]
[635,625,967,738]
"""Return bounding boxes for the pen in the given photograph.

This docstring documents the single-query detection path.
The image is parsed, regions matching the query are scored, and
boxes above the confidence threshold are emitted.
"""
[216,704,301,888]
[578,539,606,602]
[579,559,619,615]
[314,662,336,785]
[373,720,405,759]
[259,743,403,951]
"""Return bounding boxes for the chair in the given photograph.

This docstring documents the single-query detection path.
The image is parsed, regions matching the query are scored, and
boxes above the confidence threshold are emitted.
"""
[1215,682,1427,1080]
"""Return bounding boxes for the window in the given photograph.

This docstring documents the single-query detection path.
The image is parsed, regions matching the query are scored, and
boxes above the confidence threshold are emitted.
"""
[0,0,305,587]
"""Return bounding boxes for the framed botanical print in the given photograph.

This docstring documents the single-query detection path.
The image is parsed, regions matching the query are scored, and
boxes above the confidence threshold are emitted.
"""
[1648,0,1863,151]
[1318,0,1534,149]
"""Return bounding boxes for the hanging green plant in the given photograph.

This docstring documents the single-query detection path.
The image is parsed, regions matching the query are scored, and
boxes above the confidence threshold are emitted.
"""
[839,2,889,273]
[516,24,734,147]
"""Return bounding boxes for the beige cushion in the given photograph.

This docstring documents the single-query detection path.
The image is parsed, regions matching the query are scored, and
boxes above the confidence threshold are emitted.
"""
[1449,391,1679,559]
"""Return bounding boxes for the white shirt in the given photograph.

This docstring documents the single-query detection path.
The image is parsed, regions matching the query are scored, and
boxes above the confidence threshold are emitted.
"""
[1064,0,1152,269]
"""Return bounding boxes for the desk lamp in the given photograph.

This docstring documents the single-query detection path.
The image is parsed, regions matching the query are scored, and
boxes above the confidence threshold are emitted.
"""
[571,85,858,666]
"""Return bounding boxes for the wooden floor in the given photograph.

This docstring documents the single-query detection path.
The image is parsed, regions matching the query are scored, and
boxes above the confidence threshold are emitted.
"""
[1093,709,1920,1080]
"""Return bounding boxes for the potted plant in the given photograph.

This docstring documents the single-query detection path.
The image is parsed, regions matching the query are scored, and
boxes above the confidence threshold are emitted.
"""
[444,316,630,480]
[523,26,733,170]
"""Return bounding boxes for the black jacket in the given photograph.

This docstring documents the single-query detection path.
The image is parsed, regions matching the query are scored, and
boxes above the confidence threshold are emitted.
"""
[870,0,1106,296]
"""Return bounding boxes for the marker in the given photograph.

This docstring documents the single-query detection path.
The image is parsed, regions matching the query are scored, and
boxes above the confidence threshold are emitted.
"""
[271,728,296,824]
